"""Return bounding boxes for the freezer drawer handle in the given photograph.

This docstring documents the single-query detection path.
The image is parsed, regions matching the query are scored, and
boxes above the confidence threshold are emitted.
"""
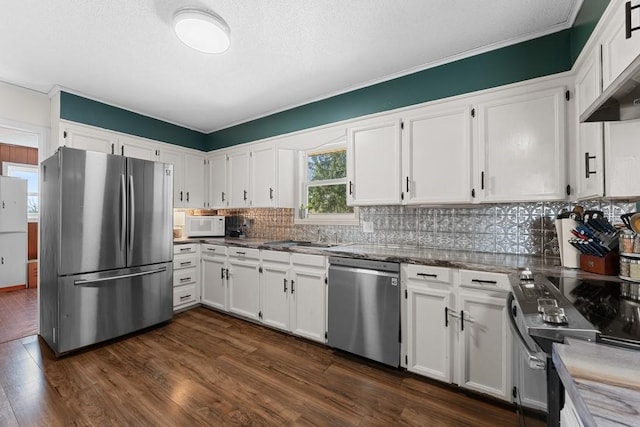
[74,267,167,285]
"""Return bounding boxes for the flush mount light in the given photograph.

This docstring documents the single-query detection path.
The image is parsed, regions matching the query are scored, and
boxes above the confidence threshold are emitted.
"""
[173,8,230,54]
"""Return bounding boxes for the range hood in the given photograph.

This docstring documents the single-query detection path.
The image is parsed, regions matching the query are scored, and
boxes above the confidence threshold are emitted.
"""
[580,53,640,122]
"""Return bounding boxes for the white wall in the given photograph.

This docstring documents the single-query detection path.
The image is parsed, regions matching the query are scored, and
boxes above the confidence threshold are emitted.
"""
[0,81,49,128]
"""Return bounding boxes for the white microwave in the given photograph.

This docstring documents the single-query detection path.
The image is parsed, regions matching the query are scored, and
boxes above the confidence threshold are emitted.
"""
[184,215,225,237]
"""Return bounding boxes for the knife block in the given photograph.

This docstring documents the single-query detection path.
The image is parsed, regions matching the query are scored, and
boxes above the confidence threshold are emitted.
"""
[580,253,619,275]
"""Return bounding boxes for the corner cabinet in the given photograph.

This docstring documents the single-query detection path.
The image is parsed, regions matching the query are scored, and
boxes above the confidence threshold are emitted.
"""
[347,117,402,205]
[402,105,473,204]
[476,86,567,202]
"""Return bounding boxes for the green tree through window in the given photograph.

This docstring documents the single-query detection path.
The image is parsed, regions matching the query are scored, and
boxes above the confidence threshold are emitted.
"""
[306,149,353,214]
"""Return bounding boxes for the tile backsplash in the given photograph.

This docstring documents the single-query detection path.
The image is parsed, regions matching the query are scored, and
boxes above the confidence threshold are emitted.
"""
[218,200,636,257]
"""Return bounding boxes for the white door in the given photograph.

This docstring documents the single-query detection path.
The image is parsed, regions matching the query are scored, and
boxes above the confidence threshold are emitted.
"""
[63,126,117,154]
[228,258,260,320]
[184,154,206,208]
[574,50,604,199]
[403,105,473,204]
[458,291,511,401]
[201,255,228,311]
[601,0,640,88]
[406,283,454,382]
[250,147,275,207]
[227,151,250,207]
[209,154,228,208]
[0,177,27,232]
[120,137,159,160]
[0,233,26,288]
[160,148,184,208]
[290,267,326,342]
[477,87,566,202]
[605,120,640,198]
[347,118,402,205]
[261,264,290,331]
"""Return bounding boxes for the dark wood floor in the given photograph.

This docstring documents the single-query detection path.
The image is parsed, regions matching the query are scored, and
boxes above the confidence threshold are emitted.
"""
[0,288,37,344]
[0,307,544,426]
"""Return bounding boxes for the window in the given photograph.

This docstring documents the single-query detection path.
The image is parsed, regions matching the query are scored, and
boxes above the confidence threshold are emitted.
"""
[3,162,39,220]
[299,144,358,224]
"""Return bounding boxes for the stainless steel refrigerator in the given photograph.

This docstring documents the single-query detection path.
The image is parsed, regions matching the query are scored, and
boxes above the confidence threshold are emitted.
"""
[40,146,173,355]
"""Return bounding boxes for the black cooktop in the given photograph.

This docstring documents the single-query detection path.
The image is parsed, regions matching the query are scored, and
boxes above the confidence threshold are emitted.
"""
[547,276,640,347]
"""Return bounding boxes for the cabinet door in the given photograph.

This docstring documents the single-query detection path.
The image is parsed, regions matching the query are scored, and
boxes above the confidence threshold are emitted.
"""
[228,258,260,320]
[201,255,228,311]
[347,118,402,205]
[477,87,566,202]
[406,282,454,382]
[250,146,275,207]
[403,106,473,204]
[0,233,26,288]
[290,266,326,342]
[261,263,290,331]
[601,0,640,89]
[160,148,184,208]
[184,154,206,208]
[0,177,27,232]
[209,154,228,209]
[458,291,511,401]
[604,120,640,198]
[227,151,250,208]
[120,137,159,160]
[63,126,117,154]
[574,50,604,199]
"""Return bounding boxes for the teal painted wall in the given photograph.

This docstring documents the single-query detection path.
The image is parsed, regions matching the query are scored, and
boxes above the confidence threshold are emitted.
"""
[570,0,610,63]
[60,92,206,151]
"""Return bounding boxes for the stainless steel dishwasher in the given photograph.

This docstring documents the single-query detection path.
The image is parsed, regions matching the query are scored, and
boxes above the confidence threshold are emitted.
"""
[327,256,401,367]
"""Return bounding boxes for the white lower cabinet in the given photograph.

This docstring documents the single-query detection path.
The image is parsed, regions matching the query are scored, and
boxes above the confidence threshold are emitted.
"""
[201,244,228,311]
[290,254,326,343]
[227,247,261,321]
[404,265,512,402]
[173,244,200,311]
[560,390,585,427]
[260,250,291,331]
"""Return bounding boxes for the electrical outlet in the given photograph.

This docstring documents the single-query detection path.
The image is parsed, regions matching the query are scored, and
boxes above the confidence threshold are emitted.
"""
[363,221,374,233]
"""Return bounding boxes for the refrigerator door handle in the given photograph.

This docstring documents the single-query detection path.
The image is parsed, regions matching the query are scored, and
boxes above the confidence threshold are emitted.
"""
[128,175,136,265]
[120,174,126,254]
[74,266,168,286]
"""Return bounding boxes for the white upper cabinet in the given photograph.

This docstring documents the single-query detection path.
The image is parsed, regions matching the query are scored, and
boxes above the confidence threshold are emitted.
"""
[402,105,473,204]
[120,136,160,161]
[604,120,640,198]
[208,153,228,209]
[250,146,276,208]
[160,148,184,208]
[574,49,604,200]
[347,117,402,205]
[476,86,567,202]
[227,150,250,208]
[62,124,117,155]
[601,0,640,89]
[183,154,206,208]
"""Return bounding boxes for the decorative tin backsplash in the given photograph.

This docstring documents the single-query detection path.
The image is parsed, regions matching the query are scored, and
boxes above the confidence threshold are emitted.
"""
[219,200,636,257]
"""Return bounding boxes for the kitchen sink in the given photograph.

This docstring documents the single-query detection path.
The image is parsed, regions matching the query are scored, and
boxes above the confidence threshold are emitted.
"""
[265,240,340,248]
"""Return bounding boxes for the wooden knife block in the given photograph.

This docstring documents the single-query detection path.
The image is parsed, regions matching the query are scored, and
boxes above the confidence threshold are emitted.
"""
[580,253,619,275]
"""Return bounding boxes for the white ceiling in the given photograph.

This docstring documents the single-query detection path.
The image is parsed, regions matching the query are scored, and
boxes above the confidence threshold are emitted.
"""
[0,0,582,134]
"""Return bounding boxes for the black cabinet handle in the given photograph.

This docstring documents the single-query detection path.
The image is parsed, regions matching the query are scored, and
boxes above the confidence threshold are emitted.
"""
[236,251,245,255]
[471,279,497,284]
[179,277,191,282]
[349,181,353,195]
[291,280,295,294]
[584,152,597,179]
[243,190,247,201]
[111,143,115,154]
[626,1,640,38]
[221,267,225,280]
[417,273,437,278]
[225,268,229,280]
[180,295,191,301]
[445,307,448,327]
[270,187,274,200]
[460,310,464,331]
[121,146,124,156]
[481,171,485,190]
[406,176,410,192]
[283,278,288,293]
[186,192,190,202]
[180,191,183,202]
[221,191,225,202]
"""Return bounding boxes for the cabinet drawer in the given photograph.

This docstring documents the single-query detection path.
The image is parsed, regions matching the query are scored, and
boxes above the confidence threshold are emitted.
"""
[174,253,198,270]
[173,268,197,287]
[403,264,452,285]
[291,253,325,268]
[261,249,290,264]
[459,270,510,291]
[201,244,227,256]
[173,283,198,307]
[174,243,198,255]
[227,246,259,259]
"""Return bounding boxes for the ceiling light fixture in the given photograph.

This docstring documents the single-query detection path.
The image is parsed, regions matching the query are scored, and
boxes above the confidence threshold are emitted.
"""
[173,8,230,54]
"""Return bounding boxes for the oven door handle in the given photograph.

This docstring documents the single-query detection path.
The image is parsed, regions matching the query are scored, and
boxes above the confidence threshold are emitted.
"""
[508,293,546,370]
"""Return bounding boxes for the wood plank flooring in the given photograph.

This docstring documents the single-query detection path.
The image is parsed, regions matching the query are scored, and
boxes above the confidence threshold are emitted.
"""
[0,288,37,344]
[0,307,544,426]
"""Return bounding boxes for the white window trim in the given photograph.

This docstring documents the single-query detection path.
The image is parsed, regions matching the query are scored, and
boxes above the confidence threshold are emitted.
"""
[3,161,39,221]
[295,141,359,226]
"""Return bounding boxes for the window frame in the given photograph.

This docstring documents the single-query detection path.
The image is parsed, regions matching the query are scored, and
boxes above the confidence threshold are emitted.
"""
[3,162,39,221]
[296,141,359,225]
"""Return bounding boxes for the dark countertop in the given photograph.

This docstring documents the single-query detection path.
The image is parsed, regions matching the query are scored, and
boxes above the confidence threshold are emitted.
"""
[553,339,640,426]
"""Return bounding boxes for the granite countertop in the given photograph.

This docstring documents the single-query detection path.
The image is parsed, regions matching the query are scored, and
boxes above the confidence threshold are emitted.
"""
[553,338,640,427]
